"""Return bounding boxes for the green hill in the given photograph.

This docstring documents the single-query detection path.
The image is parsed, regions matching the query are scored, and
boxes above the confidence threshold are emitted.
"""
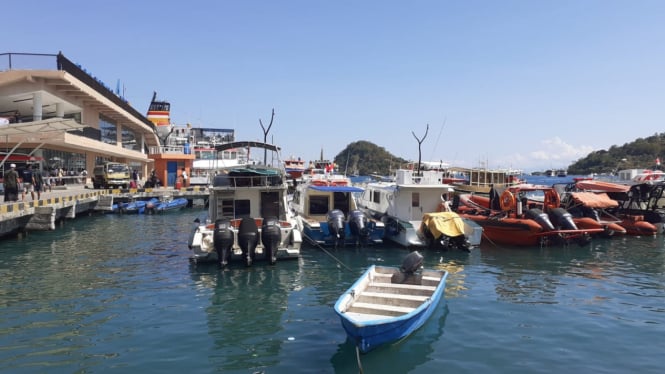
[568,133,665,174]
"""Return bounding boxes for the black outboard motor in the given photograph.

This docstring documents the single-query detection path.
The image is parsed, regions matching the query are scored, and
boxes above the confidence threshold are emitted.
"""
[347,209,370,246]
[213,218,235,269]
[524,208,556,231]
[261,217,282,265]
[237,218,259,267]
[326,209,346,247]
[548,207,578,230]
[391,251,424,285]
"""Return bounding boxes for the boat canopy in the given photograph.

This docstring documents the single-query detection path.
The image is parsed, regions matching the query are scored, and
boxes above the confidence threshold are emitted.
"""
[228,167,281,176]
[308,185,364,193]
[214,141,280,153]
[570,192,619,208]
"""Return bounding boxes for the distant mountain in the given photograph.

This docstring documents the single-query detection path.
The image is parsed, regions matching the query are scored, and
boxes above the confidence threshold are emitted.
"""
[332,141,409,176]
[568,133,665,174]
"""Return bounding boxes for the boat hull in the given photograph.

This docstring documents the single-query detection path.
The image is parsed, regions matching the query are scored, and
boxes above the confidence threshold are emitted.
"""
[334,264,448,353]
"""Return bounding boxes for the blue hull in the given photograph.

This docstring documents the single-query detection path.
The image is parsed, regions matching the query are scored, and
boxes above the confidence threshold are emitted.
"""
[334,265,448,353]
[303,222,384,246]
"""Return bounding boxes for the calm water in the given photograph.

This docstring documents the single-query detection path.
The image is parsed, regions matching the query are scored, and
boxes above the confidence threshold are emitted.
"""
[1,206,664,373]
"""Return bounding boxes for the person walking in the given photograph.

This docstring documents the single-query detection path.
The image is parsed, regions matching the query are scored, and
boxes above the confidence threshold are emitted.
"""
[21,164,35,201]
[33,168,44,200]
[3,163,20,202]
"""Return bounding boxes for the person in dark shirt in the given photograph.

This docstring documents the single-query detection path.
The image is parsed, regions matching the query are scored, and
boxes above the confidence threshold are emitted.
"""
[3,163,20,202]
[21,164,35,201]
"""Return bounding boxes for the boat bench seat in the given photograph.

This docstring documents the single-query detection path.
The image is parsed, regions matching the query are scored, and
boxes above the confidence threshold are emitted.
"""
[343,312,394,322]
[350,302,415,315]
[361,291,429,303]
[368,282,436,297]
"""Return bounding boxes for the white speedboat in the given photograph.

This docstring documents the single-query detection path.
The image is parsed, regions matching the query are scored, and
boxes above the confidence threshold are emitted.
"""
[188,141,302,267]
[356,169,482,250]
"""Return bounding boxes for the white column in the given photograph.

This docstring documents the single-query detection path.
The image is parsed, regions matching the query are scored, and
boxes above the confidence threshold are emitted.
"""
[141,133,146,154]
[33,92,43,121]
[56,102,64,117]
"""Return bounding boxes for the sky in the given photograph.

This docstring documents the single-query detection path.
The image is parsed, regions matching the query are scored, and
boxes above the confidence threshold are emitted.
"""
[4,0,665,172]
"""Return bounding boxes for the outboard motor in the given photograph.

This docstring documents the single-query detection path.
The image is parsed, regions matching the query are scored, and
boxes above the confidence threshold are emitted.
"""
[237,218,259,267]
[261,217,282,265]
[548,207,578,230]
[326,209,346,247]
[524,208,556,231]
[347,209,370,246]
[213,218,235,269]
[391,251,424,285]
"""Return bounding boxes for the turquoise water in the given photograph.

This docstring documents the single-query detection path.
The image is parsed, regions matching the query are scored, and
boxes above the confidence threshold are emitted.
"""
[0,208,664,373]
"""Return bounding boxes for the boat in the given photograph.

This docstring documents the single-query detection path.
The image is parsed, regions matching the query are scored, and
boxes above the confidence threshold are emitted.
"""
[284,157,306,179]
[145,197,188,214]
[290,172,385,247]
[571,179,662,235]
[456,184,603,246]
[188,141,303,267]
[448,166,523,194]
[355,169,482,250]
[334,251,448,354]
[121,197,160,214]
[554,184,628,237]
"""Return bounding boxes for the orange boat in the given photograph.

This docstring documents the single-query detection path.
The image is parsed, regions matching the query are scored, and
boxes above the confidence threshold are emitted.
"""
[559,191,630,236]
[567,180,660,235]
[455,185,603,246]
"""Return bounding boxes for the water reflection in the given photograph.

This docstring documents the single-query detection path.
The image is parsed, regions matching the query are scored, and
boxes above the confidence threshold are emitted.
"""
[190,260,303,372]
[330,302,449,373]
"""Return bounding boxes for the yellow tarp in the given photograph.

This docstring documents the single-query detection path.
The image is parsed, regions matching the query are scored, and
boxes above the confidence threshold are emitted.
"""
[421,212,466,238]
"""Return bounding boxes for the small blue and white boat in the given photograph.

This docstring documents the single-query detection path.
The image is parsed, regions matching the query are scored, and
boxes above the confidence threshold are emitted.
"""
[291,173,384,247]
[334,251,448,353]
[146,197,188,214]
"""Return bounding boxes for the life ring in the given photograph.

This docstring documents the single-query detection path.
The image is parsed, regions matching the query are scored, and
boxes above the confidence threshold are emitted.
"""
[312,180,328,186]
[544,189,560,210]
[499,190,516,211]
[330,180,348,186]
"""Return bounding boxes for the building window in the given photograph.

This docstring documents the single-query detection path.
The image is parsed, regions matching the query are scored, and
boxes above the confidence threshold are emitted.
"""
[99,115,117,145]
[411,192,420,207]
[122,128,137,150]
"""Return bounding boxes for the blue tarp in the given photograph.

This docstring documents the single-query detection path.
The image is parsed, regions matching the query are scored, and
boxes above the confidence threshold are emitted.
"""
[309,185,364,193]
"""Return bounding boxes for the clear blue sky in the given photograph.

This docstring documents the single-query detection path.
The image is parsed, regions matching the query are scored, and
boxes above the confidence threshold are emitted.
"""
[5,0,665,171]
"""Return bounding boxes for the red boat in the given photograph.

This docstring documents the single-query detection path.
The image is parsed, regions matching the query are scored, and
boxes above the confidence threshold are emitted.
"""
[455,185,603,246]
[564,180,659,236]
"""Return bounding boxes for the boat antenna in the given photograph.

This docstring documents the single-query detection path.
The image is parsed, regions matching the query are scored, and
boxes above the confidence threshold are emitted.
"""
[429,117,446,161]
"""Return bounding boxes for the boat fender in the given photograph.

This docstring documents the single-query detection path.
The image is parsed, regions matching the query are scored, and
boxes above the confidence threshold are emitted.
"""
[499,190,516,211]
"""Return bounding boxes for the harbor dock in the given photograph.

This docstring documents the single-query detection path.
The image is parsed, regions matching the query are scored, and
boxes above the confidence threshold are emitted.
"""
[0,184,208,238]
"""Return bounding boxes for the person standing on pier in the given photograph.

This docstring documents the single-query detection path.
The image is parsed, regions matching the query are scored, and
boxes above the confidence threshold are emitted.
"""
[33,169,44,200]
[21,164,36,201]
[181,168,188,187]
[3,163,20,202]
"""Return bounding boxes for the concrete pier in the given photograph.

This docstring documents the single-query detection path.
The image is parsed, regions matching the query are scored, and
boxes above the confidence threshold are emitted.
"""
[0,185,209,238]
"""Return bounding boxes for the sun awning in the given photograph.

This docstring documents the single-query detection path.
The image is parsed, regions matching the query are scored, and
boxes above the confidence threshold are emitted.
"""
[570,192,619,208]
[0,118,86,136]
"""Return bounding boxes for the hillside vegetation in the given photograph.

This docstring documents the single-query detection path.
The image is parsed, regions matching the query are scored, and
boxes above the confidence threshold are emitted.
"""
[327,133,665,176]
[568,133,665,174]
[332,141,409,176]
